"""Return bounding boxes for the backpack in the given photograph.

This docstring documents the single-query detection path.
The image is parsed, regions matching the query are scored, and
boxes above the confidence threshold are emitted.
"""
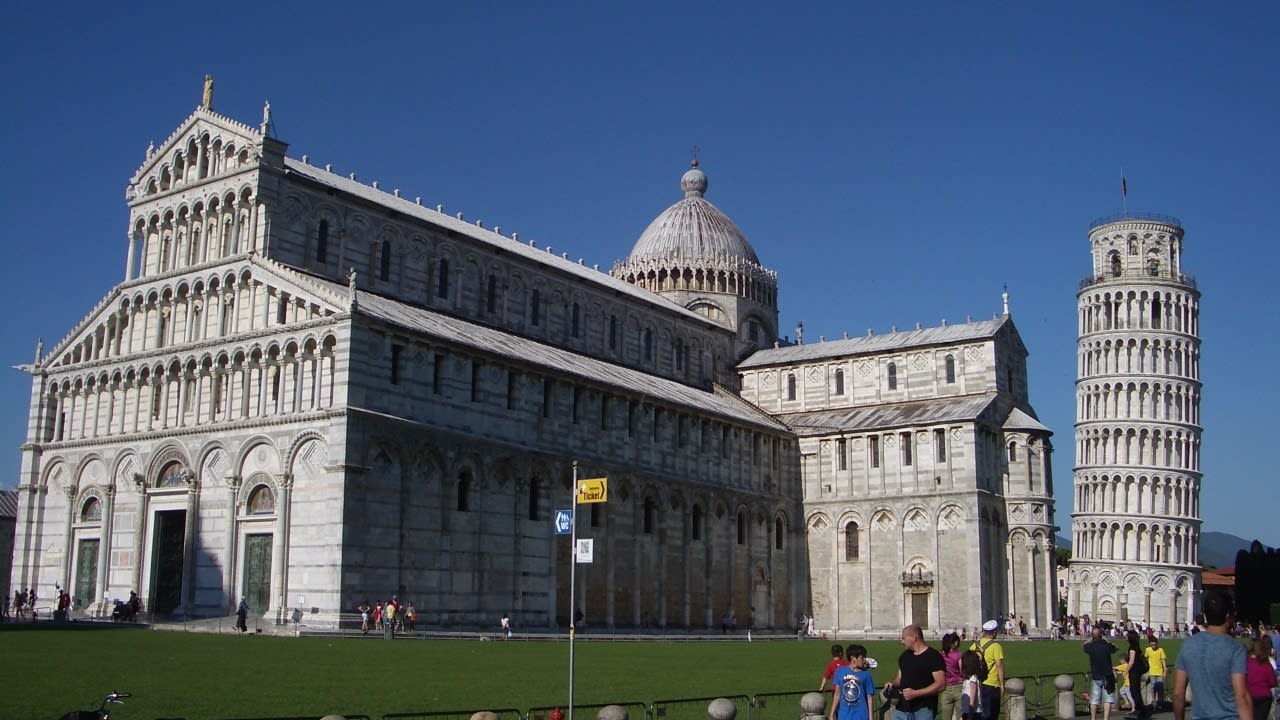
[1131,650,1149,676]
[972,640,993,682]
[840,671,863,705]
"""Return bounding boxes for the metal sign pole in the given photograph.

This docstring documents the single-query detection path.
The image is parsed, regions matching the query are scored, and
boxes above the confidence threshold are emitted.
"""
[568,460,577,720]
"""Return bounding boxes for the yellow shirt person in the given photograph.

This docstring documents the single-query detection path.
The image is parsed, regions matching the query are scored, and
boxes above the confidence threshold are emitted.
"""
[1144,643,1168,677]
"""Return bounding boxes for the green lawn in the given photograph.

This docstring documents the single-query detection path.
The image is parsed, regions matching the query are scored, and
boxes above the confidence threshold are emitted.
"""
[5,627,1184,720]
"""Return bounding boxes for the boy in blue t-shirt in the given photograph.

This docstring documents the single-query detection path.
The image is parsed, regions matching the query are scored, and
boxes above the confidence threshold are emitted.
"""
[829,644,877,720]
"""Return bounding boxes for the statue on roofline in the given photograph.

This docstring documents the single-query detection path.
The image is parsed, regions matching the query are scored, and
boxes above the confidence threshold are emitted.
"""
[202,74,214,110]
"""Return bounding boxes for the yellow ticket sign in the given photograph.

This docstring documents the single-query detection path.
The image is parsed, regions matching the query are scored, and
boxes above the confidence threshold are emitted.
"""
[576,477,608,504]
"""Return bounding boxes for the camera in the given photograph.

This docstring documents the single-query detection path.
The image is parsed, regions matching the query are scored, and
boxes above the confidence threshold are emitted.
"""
[883,686,905,702]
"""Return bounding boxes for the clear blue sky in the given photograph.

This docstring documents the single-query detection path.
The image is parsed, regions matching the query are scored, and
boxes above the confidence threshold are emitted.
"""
[2,3,1276,547]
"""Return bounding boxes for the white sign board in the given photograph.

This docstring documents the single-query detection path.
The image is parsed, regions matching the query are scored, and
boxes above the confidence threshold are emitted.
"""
[575,538,594,564]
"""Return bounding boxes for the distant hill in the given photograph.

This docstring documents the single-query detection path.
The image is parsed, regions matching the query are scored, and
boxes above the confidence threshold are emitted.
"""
[1054,531,1256,569]
[1200,531,1256,569]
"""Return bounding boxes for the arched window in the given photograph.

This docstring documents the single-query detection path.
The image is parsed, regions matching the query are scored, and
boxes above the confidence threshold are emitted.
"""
[1151,298,1162,329]
[643,329,653,361]
[834,369,845,395]
[1110,251,1122,277]
[456,472,471,512]
[316,220,328,264]
[786,373,797,400]
[736,510,747,545]
[775,517,785,550]
[608,315,617,349]
[80,497,102,522]
[945,354,956,384]
[571,303,581,338]
[888,362,898,390]
[247,485,275,514]
[530,289,541,326]
[486,275,497,314]
[379,239,392,281]
[844,521,859,560]
[1147,256,1160,277]
[643,497,657,534]
[157,462,185,488]
[1008,441,1018,462]
[437,259,450,299]
[692,505,704,541]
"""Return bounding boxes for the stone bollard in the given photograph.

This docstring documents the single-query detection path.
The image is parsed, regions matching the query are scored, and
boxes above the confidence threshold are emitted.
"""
[708,697,737,720]
[471,712,499,720]
[1004,678,1027,720]
[597,706,629,720]
[800,691,827,720]
[1054,674,1075,720]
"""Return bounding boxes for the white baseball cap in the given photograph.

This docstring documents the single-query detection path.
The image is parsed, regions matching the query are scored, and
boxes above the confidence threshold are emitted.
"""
[982,620,999,632]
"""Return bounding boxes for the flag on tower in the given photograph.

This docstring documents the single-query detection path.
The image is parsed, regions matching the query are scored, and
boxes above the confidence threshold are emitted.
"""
[1120,169,1129,216]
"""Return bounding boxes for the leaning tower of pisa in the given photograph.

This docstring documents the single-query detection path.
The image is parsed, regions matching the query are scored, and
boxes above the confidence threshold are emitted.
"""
[1067,213,1202,629]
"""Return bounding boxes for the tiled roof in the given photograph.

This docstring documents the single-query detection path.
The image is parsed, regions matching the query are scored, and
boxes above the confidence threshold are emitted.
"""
[281,158,718,329]
[1003,406,1052,433]
[776,393,999,436]
[0,489,17,519]
[738,317,1008,368]
[301,274,788,432]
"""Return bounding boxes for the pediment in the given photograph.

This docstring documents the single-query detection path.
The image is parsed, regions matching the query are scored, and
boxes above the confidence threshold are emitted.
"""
[128,107,266,198]
[39,285,127,370]
[39,256,349,373]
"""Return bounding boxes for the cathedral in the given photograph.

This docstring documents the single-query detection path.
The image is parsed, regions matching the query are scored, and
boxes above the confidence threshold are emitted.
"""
[8,84,1056,633]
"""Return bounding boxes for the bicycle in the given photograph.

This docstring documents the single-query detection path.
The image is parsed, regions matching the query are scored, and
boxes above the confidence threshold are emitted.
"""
[60,691,132,719]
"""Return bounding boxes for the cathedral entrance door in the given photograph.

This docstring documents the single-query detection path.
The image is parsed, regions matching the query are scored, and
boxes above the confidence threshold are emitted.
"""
[150,510,186,617]
[243,533,273,617]
[910,592,929,629]
[75,538,99,609]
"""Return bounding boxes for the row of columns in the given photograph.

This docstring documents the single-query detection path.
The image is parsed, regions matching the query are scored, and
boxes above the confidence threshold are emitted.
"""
[1072,523,1198,565]
[1078,340,1200,379]
[1078,384,1200,424]
[1074,476,1198,517]
[128,200,258,280]
[1076,429,1200,470]
[1070,581,1185,628]
[1079,290,1199,336]
[45,351,335,442]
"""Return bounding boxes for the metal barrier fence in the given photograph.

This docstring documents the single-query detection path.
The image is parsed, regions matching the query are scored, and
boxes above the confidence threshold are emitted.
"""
[651,695,751,720]
[205,674,1175,720]
[530,702,651,720]
[220,716,374,720]
[749,690,812,720]
[383,709,524,720]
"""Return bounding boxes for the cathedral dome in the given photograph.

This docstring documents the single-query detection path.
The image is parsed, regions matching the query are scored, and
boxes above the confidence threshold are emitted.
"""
[625,161,761,266]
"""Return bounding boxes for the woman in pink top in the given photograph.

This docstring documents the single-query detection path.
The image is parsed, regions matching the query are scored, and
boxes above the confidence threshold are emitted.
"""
[1246,636,1277,720]
[938,632,965,720]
